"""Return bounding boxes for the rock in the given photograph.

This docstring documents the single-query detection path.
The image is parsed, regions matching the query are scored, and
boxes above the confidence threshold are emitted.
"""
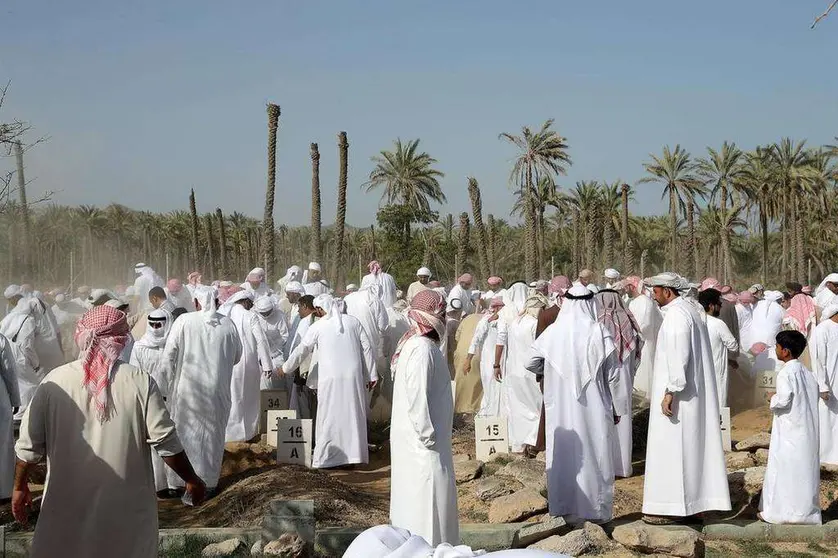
[728,466,766,507]
[581,521,613,549]
[735,432,771,452]
[452,453,473,464]
[822,462,838,475]
[250,540,263,556]
[725,451,755,471]
[263,534,307,557]
[498,458,547,495]
[456,460,484,484]
[743,466,766,491]
[488,488,548,523]
[530,531,593,557]
[754,448,769,466]
[201,538,249,557]
[514,515,569,547]
[473,477,515,501]
[612,522,702,558]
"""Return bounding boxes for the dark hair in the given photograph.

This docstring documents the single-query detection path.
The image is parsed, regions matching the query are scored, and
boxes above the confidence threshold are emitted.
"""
[171,307,188,321]
[299,295,316,310]
[785,282,803,294]
[697,288,722,312]
[148,286,166,300]
[776,330,807,359]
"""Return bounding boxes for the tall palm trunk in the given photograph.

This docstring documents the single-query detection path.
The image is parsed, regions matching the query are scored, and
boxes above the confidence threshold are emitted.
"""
[572,212,581,275]
[621,184,629,272]
[687,197,697,279]
[444,214,454,244]
[781,192,789,276]
[585,207,596,272]
[795,198,805,284]
[204,214,216,278]
[625,239,635,275]
[719,182,728,284]
[309,143,322,263]
[457,212,470,278]
[467,177,490,280]
[788,194,797,281]
[602,217,613,269]
[15,142,30,274]
[216,208,228,278]
[640,249,648,279]
[189,189,200,268]
[334,132,349,289]
[487,214,496,275]
[668,187,677,271]
[369,225,377,260]
[760,204,768,285]
[524,166,537,281]
[263,103,280,280]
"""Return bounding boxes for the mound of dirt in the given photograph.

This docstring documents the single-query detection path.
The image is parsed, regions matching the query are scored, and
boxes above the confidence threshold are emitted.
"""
[731,406,772,443]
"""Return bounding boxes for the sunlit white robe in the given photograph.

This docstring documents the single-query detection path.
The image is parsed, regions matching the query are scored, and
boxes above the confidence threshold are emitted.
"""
[642,297,731,517]
[0,301,41,420]
[736,303,754,353]
[255,306,290,390]
[705,315,739,409]
[284,313,375,468]
[751,299,785,348]
[628,294,662,400]
[811,319,838,464]
[130,338,170,491]
[0,335,20,498]
[497,315,542,451]
[759,360,821,525]
[390,335,458,545]
[468,315,502,417]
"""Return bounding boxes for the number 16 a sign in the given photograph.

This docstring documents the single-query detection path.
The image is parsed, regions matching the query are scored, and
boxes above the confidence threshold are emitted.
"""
[277,418,313,468]
[474,416,509,462]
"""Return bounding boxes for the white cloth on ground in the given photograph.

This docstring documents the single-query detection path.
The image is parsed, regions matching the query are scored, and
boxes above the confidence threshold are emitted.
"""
[759,360,821,525]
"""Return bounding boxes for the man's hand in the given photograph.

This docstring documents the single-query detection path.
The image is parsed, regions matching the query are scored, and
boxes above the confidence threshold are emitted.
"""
[276,366,284,377]
[821,391,830,401]
[463,356,473,376]
[661,392,675,417]
[185,479,207,507]
[493,365,503,381]
[614,415,621,425]
[367,380,378,391]
[12,485,32,525]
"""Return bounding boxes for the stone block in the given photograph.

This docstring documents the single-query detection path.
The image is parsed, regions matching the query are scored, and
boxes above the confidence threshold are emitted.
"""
[513,515,569,547]
[473,477,516,501]
[612,521,703,558]
[735,432,770,452]
[456,459,484,483]
[488,488,548,523]
[726,451,756,471]
[263,534,307,557]
[754,448,769,466]
[201,538,249,557]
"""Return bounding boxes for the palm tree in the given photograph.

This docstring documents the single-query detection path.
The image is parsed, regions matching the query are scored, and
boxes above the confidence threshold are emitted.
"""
[334,132,349,288]
[310,142,322,263]
[697,142,744,283]
[216,208,228,278]
[203,213,216,278]
[638,145,704,271]
[264,103,280,279]
[486,214,497,275]
[770,138,811,282]
[364,138,446,214]
[569,181,601,271]
[500,119,572,280]
[621,184,630,272]
[739,147,777,284]
[598,180,626,270]
[457,212,470,278]
[189,188,200,268]
[14,141,31,275]
[467,177,490,280]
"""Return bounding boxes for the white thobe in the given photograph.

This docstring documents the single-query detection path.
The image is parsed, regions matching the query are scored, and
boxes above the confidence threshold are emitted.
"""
[0,306,41,420]
[407,281,429,304]
[284,314,375,468]
[390,336,458,545]
[447,285,475,316]
[345,290,388,360]
[226,305,274,442]
[361,272,399,308]
[759,360,821,525]
[642,297,731,517]
[0,335,20,498]
[168,289,196,311]
[811,319,838,464]
[284,314,315,419]
[751,299,785,348]
[529,325,619,522]
[130,341,170,491]
[468,316,502,417]
[30,300,65,375]
[256,309,290,390]
[133,269,164,313]
[705,315,739,409]
[612,352,636,478]
[497,316,542,451]
[161,312,242,488]
[628,294,662,400]
[16,361,183,558]
[736,303,754,353]
[304,280,330,297]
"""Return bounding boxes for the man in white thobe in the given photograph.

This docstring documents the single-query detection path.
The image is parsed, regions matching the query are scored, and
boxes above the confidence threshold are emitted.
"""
[276,265,303,296]
[811,303,838,465]
[361,260,399,308]
[283,295,317,419]
[303,262,331,296]
[345,285,389,409]
[642,272,731,523]
[750,290,785,348]
[407,267,432,304]
[527,285,620,522]
[224,291,274,442]
[0,334,19,500]
[465,297,504,417]
[447,273,476,316]
[280,295,376,468]
[759,330,821,525]
[1,289,41,421]
[279,281,305,319]
[253,297,290,390]
[390,290,458,545]
[132,262,165,313]
[620,276,662,401]
[241,267,273,300]
[161,286,242,492]
[814,273,838,311]
[736,290,756,353]
[698,288,740,409]
[13,305,205,558]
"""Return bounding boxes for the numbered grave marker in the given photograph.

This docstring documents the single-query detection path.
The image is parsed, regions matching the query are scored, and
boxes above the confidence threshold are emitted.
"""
[720,407,731,452]
[754,371,777,407]
[474,416,509,462]
[267,409,298,448]
[260,389,289,433]
[277,418,313,467]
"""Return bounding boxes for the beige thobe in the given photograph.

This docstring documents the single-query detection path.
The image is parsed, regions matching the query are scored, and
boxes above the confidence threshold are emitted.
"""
[16,361,183,558]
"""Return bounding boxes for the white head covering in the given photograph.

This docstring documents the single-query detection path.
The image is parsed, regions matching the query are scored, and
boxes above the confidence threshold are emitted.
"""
[646,272,689,291]
[447,298,463,313]
[134,262,147,273]
[604,268,620,280]
[499,282,529,324]
[822,303,838,321]
[194,285,220,324]
[417,267,432,278]
[104,297,129,309]
[54,293,66,304]
[88,288,114,305]
[764,290,784,303]
[286,265,302,280]
[3,285,22,299]
[254,296,275,315]
[815,273,838,309]
[345,284,359,293]
[314,293,344,332]
[138,308,172,349]
[308,262,322,272]
[285,281,305,295]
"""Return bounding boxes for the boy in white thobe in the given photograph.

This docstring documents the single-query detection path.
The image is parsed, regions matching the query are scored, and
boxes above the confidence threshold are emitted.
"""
[759,330,821,525]
[642,273,731,523]
[811,303,838,465]
[464,297,504,417]
[698,289,740,409]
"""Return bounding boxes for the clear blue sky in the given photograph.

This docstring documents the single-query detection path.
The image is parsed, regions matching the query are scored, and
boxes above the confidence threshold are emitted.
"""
[1,0,836,227]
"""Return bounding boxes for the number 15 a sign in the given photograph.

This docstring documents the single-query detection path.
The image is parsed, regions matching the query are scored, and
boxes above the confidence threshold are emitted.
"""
[474,416,510,462]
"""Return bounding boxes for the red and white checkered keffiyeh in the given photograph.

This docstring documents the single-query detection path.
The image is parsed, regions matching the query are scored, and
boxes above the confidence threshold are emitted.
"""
[391,289,446,369]
[595,290,643,364]
[74,305,130,423]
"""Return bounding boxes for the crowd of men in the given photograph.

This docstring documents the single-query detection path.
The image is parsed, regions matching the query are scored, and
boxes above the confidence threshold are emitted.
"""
[1,260,838,556]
